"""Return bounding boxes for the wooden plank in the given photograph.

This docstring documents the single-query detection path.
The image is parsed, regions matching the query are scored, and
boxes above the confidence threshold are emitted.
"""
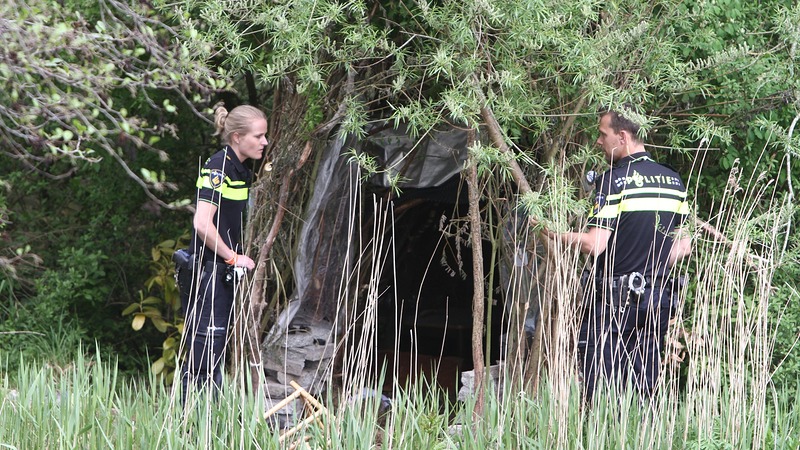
[263,388,303,420]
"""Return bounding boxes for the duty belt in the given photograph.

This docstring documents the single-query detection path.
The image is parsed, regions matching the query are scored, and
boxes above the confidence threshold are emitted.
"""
[201,260,230,275]
[584,271,687,293]
[582,271,687,315]
[172,249,229,275]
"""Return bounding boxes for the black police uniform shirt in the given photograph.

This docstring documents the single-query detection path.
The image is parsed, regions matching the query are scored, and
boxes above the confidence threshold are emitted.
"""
[587,151,689,279]
[191,146,252,264]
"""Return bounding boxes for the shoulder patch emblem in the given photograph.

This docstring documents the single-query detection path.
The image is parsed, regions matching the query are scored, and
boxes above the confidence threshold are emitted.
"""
[209,170,225,189]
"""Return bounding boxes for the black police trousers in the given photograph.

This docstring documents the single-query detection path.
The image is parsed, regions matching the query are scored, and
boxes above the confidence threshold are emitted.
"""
[180,263,234,403]
[577,280,675,402]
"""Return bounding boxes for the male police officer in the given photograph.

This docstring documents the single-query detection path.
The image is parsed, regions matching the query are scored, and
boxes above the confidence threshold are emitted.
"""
[550,107,691,401]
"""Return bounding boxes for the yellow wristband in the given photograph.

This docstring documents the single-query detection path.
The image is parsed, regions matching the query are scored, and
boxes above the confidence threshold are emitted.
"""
[225,255,237,266]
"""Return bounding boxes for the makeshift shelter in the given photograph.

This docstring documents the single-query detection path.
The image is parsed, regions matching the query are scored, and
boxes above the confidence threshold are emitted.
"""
[261,123,541,400]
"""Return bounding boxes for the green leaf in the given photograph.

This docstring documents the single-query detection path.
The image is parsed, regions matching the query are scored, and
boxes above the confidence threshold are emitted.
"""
[140,306,162,317]
[132,314,146,331]
[162,99,177,113]
[163,336,177,350]
[142,296,162,305]
[121,303,140,316]
[151,357,165,375]
[163,348,176,361]
[159,239,176,249]
[151,317,168,333]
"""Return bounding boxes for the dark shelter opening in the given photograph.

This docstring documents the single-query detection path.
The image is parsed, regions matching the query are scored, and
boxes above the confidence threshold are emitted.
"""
[369,175,504,396]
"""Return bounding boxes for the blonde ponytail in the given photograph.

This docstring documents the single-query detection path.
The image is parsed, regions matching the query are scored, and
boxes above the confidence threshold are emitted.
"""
[212,104,266,145]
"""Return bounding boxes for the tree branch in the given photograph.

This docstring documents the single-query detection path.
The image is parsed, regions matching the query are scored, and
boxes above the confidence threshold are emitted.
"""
[465,129,486,418]
[543,95,588,163]
[245,140,314,392]
[782,113,799,258]
[694,217,768,267]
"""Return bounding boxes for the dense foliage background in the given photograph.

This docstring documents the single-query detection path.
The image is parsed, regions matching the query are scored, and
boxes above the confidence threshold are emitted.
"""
[1,0,798,404]
[0,0,221,371]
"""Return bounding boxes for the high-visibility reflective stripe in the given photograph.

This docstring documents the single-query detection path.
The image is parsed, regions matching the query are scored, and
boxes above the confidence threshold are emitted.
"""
[221,186,248,201]
[195,174,248,192]
[197,169,247,186]
[593,204,620,219]
[593,198,688,219]
[618,197,687,214]
[605,187,687,202]
[196,175,249,201]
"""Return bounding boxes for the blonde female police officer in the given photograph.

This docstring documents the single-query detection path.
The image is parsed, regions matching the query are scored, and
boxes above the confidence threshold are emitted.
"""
[181,105,266,400]
[549,107,691,402]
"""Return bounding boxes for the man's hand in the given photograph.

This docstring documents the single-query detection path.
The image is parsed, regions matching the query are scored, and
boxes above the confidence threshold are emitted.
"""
[529,217,557,239]
[547,227,612,256]
[668,228,692,266]
[542,227,558,240]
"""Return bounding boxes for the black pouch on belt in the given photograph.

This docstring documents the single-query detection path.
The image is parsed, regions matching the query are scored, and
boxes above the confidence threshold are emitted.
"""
[608,276,629,311]
[172,249,195,305]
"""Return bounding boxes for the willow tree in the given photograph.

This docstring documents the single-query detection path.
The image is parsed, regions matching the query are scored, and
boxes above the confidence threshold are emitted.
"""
[0,0,229,289]
[1,0,225,202]
[162,0,800,420]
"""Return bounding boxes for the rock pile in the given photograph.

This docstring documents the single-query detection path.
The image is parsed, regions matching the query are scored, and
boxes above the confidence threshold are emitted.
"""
[261,321,336,426]
[457,363,503,401]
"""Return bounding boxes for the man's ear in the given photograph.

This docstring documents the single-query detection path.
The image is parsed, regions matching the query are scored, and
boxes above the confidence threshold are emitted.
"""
[619,130,628,146]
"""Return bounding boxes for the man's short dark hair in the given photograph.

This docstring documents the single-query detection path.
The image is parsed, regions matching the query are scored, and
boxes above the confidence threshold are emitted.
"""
[599,105,643,141]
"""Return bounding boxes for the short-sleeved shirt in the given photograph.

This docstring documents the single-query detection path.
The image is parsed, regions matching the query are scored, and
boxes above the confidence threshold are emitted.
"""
[191,146,252,263]
[587,151,689,278]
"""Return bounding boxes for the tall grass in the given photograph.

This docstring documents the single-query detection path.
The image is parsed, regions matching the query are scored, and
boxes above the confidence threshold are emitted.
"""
[1,147,798,448]
[0,351,285,449]
[2,354,799,448]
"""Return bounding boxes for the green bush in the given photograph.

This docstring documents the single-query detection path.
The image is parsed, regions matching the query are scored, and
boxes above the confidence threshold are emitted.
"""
[0,247,107,372]
[0,156,192,376]
[123,234,189,384]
